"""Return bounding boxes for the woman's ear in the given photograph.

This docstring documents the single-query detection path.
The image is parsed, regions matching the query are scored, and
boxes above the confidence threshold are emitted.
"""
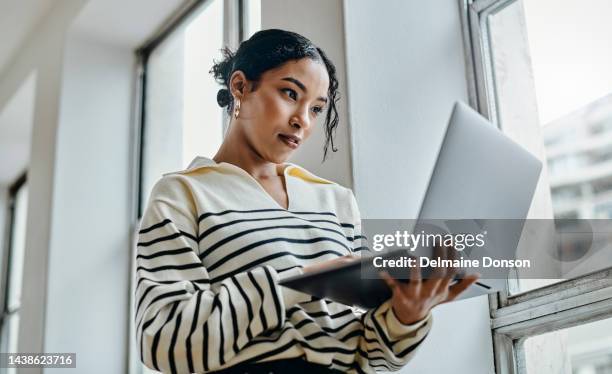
[229,70,248,100]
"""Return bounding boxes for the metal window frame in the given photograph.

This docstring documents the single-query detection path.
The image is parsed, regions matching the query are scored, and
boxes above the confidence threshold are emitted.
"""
[0,171,27,355]
[458,1,612,373]
[127,1,246,372]
[490,269,612,374]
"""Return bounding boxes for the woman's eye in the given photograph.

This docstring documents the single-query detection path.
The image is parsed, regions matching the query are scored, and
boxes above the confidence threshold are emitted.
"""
[282,88,297,101]
[311,106,324,116]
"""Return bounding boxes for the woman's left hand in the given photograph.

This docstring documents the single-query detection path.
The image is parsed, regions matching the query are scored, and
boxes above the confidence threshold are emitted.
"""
[379,245,480,325]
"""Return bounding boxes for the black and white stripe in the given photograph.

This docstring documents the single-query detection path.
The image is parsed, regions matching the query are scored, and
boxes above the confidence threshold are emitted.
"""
[134,167,431,373]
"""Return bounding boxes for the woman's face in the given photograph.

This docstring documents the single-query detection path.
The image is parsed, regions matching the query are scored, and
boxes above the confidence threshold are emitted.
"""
[230,57,330,164]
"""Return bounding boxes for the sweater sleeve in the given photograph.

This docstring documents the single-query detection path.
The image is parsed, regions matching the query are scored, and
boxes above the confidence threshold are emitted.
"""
[134,176,307,374]
[347,190,433,372]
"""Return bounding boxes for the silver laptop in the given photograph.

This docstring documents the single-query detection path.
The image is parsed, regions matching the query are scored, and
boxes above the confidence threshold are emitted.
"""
[280,101,543,307]
[418,101,542,220]
[414,101,543,298]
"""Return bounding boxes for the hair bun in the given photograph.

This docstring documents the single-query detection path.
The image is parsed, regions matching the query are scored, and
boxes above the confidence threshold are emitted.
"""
[216,88,231,107]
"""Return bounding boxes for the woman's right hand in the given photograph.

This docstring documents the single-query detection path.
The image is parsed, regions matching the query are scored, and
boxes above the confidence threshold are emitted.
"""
[302,254,360,274]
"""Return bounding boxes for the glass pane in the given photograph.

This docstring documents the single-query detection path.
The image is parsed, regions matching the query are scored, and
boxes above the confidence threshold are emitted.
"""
[7,184,28,311]
[487,0,612,294]
[520,317,612,374]
[0,313,20,374]
[0,183,27,374]
[244,0,261,39]
[141,0,225,210]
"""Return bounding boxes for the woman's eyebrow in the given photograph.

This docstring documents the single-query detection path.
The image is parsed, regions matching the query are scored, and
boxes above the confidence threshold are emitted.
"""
[281,77,328,103]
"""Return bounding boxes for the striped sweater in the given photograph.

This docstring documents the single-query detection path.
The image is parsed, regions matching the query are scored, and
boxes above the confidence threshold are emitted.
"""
[134,156,432,374]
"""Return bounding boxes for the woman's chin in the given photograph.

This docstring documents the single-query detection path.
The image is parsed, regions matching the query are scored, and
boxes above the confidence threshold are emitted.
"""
[257,141,297,164]
[265,150,292,165]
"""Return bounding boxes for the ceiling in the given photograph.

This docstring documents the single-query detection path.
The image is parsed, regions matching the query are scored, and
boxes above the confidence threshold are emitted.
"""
[0,0,53,186]
[0,71,36,186]
[0,0,55,78]
[71,0,187,48]
[0,0,187,187]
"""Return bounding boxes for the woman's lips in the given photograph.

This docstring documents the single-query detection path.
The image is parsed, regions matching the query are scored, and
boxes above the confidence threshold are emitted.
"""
[278,134,299,149]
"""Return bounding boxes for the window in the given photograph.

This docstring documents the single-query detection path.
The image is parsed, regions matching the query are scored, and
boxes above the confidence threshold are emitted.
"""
[129,1,260,373]
[460,0,612,372]
[521,317,612,374]
[138,0,227,213]
[0,173,28,374]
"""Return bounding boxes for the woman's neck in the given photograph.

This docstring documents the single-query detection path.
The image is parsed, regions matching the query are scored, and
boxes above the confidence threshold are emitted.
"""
[213,130,283,179]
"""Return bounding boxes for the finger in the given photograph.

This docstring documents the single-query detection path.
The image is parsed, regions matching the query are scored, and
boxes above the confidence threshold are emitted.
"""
[335,255,358,264]
[445,274,480,302]
[432,251,454,296]
[408,257,422,294]
[379,271,402,295]
[442,244,453,278]
[447,244,460,277]
[433,244,452,280]
[440,247,461,290]
[430,244,443,279]
[437,274,454,296]
[444,243,458,277]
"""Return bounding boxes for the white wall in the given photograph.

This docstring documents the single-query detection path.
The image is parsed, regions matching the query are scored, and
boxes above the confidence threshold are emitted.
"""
[0,71,37,186]
[261,0,353,189]
[42,34,134,373]
[0,1,88,363]
[343,0,495,373]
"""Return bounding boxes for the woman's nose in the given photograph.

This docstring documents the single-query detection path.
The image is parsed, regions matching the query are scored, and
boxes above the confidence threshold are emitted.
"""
[291,109,310,130]
[290,119,304,130]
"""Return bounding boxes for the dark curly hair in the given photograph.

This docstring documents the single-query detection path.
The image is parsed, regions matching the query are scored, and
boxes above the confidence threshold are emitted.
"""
[210,29,340,161]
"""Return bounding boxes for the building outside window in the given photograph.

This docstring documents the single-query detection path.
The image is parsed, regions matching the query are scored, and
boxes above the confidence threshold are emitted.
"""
[461,0,612,372]
[544,97,612,219]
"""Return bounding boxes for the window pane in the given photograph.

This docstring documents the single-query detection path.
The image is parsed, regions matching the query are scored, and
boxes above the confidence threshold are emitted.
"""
[0,183,27,374]
[487,0,612,294]
[7,184,28,311]
[141,0,225,210]
[0,313,20,374]
[244,0,261,39]
[520,317,612,374]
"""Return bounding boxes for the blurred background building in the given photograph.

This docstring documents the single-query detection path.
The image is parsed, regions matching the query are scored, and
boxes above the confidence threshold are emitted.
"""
[544,94,612,219]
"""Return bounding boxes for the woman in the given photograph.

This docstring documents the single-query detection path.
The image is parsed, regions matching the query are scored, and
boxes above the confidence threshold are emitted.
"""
[135,29,478,374]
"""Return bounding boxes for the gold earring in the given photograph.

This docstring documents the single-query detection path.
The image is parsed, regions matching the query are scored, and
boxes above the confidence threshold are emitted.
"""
[234,100,241,119]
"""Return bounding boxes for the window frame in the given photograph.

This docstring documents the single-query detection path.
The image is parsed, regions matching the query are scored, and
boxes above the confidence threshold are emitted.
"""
[134,0,243,219]
[127,1,252,372]
[458,0,612,373]
[0,171,27,359]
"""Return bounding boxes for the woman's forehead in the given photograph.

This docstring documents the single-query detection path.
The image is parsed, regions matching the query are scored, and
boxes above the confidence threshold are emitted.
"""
[263,59,329,92]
